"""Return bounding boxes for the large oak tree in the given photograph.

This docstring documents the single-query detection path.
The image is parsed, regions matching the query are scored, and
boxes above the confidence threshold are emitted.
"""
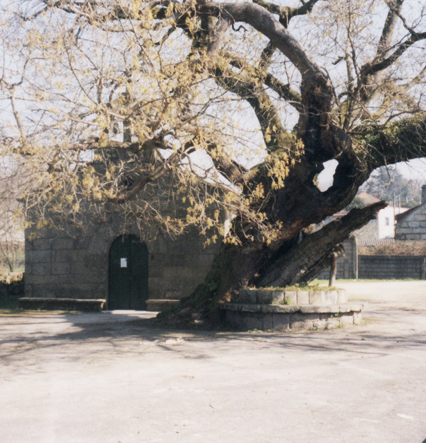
[1,0,425,323]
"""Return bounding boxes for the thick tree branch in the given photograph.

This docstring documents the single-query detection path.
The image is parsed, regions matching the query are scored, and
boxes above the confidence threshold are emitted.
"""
[206,16,232,54]
[111,172,153,203]
[110,148,182,203]
[227,56,302,111]
[263,73,303,113]
[257,201,387,287]
[362,32,426,80]
[199,2,323,79]
[356,114,426,170]
[213,65,291,152]
[376,0,404,58]
[197,3,335,161]
[252,0,320,28]
[255,0,321,71]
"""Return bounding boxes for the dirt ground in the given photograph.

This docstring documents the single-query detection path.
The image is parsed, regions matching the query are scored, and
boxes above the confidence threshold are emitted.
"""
[1,281,426,443]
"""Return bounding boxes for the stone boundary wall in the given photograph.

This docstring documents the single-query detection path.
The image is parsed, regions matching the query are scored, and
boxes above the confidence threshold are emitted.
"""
[316,238,426,280]
[358,255,426,280]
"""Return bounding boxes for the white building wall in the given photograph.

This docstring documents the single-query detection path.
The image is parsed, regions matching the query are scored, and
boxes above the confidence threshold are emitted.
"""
[377,206,409,239]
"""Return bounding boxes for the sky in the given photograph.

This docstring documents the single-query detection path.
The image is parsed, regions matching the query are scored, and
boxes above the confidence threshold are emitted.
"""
[317,158,426,192]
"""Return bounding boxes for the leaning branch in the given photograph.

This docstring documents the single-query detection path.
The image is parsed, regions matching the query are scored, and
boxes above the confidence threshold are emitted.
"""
[257,0,320,69]
[257,201,387,287]
[376,0,404,58]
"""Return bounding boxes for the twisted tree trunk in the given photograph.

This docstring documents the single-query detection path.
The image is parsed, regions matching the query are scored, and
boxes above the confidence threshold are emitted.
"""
[158,202,386,326]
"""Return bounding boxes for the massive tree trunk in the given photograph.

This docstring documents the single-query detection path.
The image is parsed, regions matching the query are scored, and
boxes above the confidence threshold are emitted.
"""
[159,116,426,327]
[158,201,387,326]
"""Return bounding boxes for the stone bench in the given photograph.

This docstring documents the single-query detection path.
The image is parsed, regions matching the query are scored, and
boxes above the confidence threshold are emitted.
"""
[19,298,106,312]
[220,288,363,331]
[237,288,347,305]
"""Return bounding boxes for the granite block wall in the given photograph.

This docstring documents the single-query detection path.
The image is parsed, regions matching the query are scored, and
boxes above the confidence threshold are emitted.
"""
[25,221,217,304]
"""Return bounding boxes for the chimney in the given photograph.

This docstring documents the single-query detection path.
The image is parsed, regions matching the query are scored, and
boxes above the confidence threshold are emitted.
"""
[422,185,426,205]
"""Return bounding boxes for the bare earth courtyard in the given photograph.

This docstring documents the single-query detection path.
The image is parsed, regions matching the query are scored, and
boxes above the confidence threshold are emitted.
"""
[1,281,426,443]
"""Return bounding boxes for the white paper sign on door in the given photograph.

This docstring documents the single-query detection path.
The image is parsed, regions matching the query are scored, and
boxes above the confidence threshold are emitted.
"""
[120,258,128,268]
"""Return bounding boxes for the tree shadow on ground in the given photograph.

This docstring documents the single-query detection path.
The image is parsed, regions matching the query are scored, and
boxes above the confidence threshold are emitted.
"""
[1,309,426,367]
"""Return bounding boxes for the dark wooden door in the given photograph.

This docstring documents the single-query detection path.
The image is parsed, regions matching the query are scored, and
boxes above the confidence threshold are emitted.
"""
[108,235,149,310]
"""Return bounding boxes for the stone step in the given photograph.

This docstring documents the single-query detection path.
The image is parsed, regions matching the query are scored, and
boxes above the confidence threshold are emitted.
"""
[146,299,180,312]
[220,303,364,314]
[19,297,106,311]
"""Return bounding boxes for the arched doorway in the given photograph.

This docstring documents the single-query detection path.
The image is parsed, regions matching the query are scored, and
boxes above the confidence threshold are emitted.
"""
[108,235,149,310]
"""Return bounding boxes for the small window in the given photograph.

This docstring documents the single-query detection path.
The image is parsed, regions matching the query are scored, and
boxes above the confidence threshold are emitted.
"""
[385,217,390,226]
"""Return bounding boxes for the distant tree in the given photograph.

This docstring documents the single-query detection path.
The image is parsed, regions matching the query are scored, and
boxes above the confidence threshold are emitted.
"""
[0,161,25,273]
[361,166,421,205]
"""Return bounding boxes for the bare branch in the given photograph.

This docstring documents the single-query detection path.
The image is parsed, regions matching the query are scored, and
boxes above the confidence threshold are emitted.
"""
[263,73,303,113]
[377,0,405,57]
[362,31,426,80]
[258,41,276,71]
[9,88,25,141]
[356,1,426,103]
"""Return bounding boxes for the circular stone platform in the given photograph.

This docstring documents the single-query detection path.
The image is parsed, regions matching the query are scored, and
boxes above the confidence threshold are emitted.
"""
[219,288,363,331]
